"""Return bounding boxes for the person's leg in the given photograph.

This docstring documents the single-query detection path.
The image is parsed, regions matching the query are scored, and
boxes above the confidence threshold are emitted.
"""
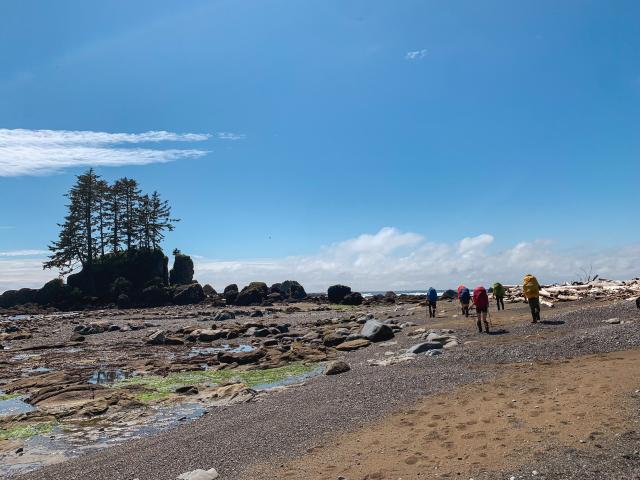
[476,311,483,333]
[529,298,538,323]
[500,297,505,310]
[483,310,489,332]
[432,302,437,318]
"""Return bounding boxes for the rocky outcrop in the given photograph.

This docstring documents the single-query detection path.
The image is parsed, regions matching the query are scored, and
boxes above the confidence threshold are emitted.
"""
[327,285,352,304]
[440,289,457,300]
[342,292,363,306]
[172,283,205,305]
[235,282,269,306]
[169,251,194,285]
[203,284,217,296]
[224,284,239,305]
[270,280,307,300]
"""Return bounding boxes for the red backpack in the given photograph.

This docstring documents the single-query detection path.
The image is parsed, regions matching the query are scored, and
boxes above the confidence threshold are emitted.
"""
[473,286,489,308]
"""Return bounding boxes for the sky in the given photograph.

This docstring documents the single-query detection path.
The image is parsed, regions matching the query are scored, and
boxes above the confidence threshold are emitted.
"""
[1,0,639,292]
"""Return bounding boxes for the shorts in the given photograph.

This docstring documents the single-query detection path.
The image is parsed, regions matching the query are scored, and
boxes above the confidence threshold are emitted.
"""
[476,306,488,314]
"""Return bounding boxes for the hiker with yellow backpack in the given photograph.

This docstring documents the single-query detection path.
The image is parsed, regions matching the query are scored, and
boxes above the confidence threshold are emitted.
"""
[523,274,541,323]
[492,282,506,311]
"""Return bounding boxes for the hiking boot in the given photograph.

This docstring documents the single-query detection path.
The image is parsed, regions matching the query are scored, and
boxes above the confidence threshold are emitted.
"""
[484,322,490,333]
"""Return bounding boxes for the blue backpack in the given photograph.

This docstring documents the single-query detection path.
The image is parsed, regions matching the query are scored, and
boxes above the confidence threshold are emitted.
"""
[460,288,471,302]
[427,287,438,303]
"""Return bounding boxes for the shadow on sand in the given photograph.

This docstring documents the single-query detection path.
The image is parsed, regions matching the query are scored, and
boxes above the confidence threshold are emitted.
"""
[541,320,565,326]
[487,328,509,335]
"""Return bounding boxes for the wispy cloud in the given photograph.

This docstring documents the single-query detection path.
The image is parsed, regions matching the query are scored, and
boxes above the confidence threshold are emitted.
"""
[216,132,246,141]
[405,49,428,60]
[0,128,212,176]
[0,249,48,257]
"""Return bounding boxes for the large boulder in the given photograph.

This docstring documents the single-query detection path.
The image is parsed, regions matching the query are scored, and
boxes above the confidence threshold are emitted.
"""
[407,342,443,354]
[224,284,239,305]
[328,284,351,304]
[141,285,170,307]
[360,319,394,342]
[170,251,194,285]
[270,280,307,300]
[324,361,350,375]
[172,283,205,305]
[342,292,363,306]
[440,289,457,300]
[235,282,269,306]
[203,284,217,296]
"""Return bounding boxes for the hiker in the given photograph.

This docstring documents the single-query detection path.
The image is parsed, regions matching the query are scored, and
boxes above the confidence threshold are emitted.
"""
[427,287,438,318]
[458,285,471,317]
[493,282,506,311]
[636,297,640,309]
[523,273,541,323]
[473,285,490,333]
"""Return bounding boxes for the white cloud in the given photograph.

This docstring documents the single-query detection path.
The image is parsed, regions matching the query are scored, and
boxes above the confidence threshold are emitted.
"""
[405,49,428,60]
[0,128,211,176]
[216,132,246,141]
[3,228,639,294]
[0,249,48,257]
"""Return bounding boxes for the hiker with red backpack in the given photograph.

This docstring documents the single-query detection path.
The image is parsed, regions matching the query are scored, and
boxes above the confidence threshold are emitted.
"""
[458,285,471,317]
[473,285,490,333]
[523,274,541,323]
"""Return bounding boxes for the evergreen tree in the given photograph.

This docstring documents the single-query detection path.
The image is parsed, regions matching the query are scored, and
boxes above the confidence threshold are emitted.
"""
[120,178,141,251]
[148,191,178,249]
[44,169,101,286]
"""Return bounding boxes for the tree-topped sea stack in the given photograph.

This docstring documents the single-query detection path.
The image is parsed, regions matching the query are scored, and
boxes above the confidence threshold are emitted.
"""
[169,249,194,285]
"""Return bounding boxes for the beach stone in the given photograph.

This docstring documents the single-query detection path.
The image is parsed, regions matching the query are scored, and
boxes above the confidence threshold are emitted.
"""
[407,342,443,354]
[443,340,459,349]
[164,336,185,346]
[213,310,235,321]
[198,329,223,342]
[360,319,394,342]
[218,349,265,365]
[335,338,371,351]
[604,318,621,324]
[70,332,85,342]
[250,310,264,317]
[323,332,347,347]
[176,468,219,480]
[427,350,443,356]
[147,330,166,345]
[324,360,350,375]
[175,385,199,395]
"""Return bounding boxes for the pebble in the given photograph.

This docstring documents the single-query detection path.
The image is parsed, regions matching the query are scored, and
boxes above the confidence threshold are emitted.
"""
[176,468,219,480]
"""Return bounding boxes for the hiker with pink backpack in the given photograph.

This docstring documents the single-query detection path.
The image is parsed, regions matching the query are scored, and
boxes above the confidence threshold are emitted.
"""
[473,285,490,333]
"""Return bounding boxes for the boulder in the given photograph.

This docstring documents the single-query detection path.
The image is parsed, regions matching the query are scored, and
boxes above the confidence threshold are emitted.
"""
[173,283,205,305]
[198,329,225,341]
[323,332,347,347]
[342,292,363,306]
[440,289,457,300]
[169,252,194,285]
[224,284,239,305]
[335,338,371,351]
[203,284,217,296]
[407,342,443,354]
[147,330,166,345]
[213,310,235,321]
[328,284,351,304]
[324,361,350,375]
[361,319,394,342]
[250,310,264,317]
[141,285,170,307]
[116,293,131,309]
[36,278,68,305]
[218,349,265,365]
[235,282,269,306]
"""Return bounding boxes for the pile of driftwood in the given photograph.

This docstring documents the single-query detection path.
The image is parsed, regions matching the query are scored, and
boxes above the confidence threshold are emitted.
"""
[501,278,640,308]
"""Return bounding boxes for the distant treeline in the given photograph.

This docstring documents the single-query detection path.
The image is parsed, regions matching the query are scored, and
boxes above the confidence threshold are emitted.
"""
[44,169,178,280]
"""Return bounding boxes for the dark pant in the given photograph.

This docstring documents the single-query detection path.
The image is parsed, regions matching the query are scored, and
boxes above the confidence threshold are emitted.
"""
[428,302,437,318]
[461,302,470,317]
[528,297,541,322]
[496,297,505,310]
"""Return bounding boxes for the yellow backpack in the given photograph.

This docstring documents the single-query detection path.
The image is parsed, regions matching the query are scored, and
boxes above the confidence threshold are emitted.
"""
[523,274,540,299]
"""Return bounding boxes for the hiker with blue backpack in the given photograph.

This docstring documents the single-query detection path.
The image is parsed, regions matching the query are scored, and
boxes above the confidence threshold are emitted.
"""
[457,285,471,317]
[427,287,438,318]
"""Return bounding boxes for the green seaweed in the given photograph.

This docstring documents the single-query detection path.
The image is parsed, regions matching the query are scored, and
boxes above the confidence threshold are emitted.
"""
[115,362,319,402]
[0,422,55,440]
[0,393,21,401]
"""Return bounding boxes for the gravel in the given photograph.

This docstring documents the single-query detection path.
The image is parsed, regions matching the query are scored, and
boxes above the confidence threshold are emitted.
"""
[15,300,640,480]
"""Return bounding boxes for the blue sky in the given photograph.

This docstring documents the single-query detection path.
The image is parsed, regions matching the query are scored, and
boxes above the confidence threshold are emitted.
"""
[1,0,639,291]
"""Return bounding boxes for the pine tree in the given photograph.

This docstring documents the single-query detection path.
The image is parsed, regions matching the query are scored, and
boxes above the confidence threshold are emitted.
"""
[119,178,141,251]
[148,191,178,249]
[44,169,101,288]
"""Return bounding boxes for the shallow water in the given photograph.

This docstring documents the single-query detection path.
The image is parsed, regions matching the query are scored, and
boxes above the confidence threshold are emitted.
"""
[188,344,254,358]
[0,394,35,417]
[88,369,126,385]
[253,365,324,390]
